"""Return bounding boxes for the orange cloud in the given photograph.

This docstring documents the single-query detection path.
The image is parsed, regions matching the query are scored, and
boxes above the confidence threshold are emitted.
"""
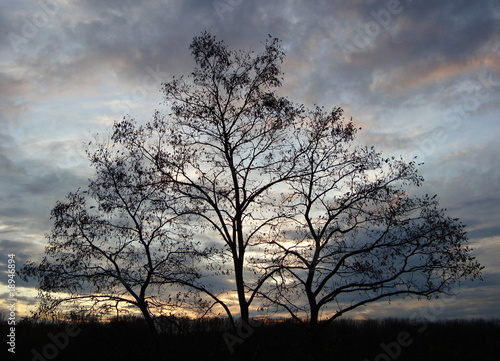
[370,53,500,95]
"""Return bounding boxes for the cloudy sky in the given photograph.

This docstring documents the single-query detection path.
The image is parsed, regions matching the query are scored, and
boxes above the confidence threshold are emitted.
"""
[1,0,499,320]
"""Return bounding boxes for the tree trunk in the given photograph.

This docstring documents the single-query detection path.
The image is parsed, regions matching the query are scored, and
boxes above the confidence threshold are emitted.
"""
[138,302,158,338]
[309,305,319,339]
[306,281,320,344]
[234,256,249,323]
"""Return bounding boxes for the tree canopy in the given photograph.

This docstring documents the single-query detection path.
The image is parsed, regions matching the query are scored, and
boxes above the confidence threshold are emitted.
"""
[22,31,482,338]
[20,138,204,335]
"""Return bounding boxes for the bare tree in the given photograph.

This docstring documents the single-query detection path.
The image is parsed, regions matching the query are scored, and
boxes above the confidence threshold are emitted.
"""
[260,106,483,336]
[20,139,202,336]
[112,32,303,324]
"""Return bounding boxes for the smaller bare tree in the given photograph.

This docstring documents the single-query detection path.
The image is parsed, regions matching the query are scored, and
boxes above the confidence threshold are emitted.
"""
[261,106,483,337]
[20,139,203,336]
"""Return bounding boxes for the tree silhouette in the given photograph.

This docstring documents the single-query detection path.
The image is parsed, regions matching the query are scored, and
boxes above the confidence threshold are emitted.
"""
[113,32,303,324]
[20,139,203,336]
[259,106,483,336]
[23,32,483,340]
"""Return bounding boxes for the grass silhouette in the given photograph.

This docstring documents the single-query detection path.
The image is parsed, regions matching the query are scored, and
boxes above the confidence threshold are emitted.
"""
[4,316,499,360]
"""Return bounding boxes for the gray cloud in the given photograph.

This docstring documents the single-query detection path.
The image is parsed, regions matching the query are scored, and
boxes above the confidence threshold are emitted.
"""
[1,0,498,319]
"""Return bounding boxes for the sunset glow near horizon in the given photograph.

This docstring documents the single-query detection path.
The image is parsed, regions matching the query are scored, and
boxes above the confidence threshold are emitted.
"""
[1,0,499,321]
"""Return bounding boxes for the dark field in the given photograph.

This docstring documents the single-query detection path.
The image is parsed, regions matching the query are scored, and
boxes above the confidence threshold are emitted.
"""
[5,317,500,361]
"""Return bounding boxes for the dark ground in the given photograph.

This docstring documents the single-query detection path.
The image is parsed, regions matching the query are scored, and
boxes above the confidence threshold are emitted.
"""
[4,317,500,361]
